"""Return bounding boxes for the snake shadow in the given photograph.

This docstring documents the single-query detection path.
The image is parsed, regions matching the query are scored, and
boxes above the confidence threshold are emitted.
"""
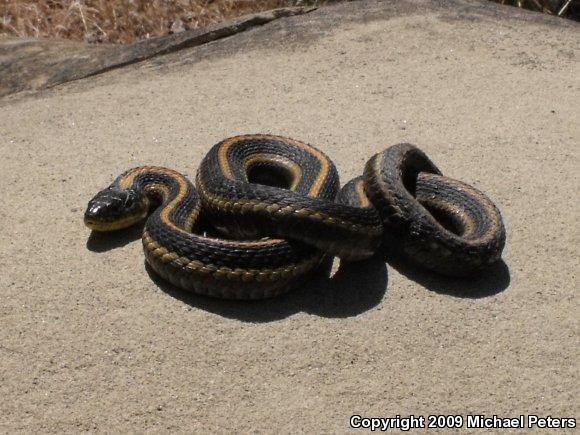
[378,246,510,298]
[86,223,145,252]
[86,226,508,319]
[146,256,389,322]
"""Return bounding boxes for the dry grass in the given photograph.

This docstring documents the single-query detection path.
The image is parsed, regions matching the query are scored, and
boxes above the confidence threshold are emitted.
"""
[491,0,579,17]
[0,0,315,44]
[0,0,577,44]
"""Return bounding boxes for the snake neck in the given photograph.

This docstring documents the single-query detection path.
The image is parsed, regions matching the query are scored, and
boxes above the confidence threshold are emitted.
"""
[116,166,199,233]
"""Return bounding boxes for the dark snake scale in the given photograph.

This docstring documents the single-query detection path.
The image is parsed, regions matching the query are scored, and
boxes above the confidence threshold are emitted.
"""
[84,134,506,299]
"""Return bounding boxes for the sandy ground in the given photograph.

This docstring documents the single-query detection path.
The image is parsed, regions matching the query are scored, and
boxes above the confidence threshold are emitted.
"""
[0,0,578,432]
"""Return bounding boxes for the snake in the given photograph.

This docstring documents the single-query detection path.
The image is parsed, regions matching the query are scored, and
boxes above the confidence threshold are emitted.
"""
[84,134,506,299]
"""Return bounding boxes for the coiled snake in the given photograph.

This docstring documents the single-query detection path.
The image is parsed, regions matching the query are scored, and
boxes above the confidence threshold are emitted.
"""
[84,134,506,299]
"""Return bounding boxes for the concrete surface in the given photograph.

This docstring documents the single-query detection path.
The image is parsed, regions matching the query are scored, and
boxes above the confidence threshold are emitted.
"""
[0,0,578,432]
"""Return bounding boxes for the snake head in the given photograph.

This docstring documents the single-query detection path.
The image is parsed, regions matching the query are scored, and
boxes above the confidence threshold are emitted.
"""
[84,188,149,231]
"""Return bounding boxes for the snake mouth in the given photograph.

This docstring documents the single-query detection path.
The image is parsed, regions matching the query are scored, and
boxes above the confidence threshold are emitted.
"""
[84,204,149,231]
[84,213,145,231]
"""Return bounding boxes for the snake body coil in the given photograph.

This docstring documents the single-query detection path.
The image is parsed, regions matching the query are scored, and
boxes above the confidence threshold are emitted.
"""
[363,143,505,276]
[196,135,383,260]
[84,135,506,299]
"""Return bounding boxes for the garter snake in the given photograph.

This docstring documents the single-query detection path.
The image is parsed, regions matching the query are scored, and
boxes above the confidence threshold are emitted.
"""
[84,135,506,299]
